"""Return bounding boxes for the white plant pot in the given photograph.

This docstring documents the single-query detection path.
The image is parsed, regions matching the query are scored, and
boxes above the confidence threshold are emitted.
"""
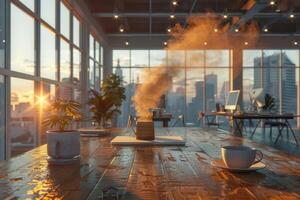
[47,130,80,160]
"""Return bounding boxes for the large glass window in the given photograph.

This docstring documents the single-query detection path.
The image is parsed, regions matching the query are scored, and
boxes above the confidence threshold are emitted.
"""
[41,0,56,28]
[10,78,37,157]
[11,4,35,75]
[0,0,5,68]
[60,39,71,82]
[41,25,56,80]
[0,75,5,160]
[113,49,231,127]
[60,2,70,39]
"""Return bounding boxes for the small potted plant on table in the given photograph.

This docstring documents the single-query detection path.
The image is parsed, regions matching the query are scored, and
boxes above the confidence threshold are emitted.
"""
[43,98,82,164]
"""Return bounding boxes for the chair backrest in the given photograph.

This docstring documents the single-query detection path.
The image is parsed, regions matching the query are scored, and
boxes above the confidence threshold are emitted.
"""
[127,115,137,134]
[172,114,185,127]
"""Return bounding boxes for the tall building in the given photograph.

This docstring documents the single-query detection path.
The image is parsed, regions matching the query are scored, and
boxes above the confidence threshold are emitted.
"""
[254,53,297,113]
[205,74,218,111]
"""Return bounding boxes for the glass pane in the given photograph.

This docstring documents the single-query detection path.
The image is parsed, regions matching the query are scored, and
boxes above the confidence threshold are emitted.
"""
[0,0,5,68]
[243,68,255,109]
[100,46,104,65]
[60,39,71,82]
[168,50,185,67]
[73,16,80,47]
[261,50,281,111]
[283,50,299,67]
[131,68,150,84]
[113,67,130,86]
[73,48,81,84]
[59,85,73,100]
[19,0,34,11]
[10,78,37,157]
[243,50,262,67]
[114,68,130,127]
[206,69,229,111]
[89,34,94,58]
[40,83,55,144]
[89,59,94,88]
[150,50,166,67]
[206,50,229,67]
[113,50,130,67]
[0,75,5,160]
[11,4,35,75]
[167,69,185,126]
[281,51,297,115]
[41,0,55,28]
[95,42,100,62]
[95,64,100,90]
[60,2,70,39]
[186,68,204,124]
[131,50,149,67]
[186,50,204,67]
[41,25,56,80]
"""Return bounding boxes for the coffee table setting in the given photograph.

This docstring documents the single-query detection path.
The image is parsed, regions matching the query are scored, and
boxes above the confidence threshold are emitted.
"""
[211,145,265,172]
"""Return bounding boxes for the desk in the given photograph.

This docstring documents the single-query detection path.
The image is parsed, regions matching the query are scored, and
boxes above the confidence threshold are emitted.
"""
[211,112,298,145]
[152,115,172,127]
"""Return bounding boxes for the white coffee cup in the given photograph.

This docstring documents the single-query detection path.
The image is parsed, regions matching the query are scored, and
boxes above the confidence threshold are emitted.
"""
[221,145,263,169]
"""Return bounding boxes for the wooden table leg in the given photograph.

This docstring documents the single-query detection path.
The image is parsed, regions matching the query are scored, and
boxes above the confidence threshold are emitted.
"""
[163,120,168,127]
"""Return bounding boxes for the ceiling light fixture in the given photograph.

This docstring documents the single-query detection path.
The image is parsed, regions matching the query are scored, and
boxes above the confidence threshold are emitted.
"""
[244,41,249,46]
[289,14,295,19]
[167,28,171,33]
[214,28,218,32]
[204,42,207,46]
[164,41,168,46]
[170,15,175,19]
[263,26,268,32]
[223,14,228,19]
[114,14,119,19]
[269,0,275,6]
[235,28,239,32]
[125,41,129,46]
[172,1,177,6]
[294,41,298,46]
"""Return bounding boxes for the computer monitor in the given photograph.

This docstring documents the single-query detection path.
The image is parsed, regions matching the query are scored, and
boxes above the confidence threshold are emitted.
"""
[249,88,265,108]
[225,90,240,110]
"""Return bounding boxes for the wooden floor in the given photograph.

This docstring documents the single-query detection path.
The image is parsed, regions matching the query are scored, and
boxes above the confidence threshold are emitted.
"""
[1,128,300,200]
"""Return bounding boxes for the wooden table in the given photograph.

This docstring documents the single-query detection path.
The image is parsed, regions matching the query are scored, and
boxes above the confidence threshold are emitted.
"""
[1,128,300,199]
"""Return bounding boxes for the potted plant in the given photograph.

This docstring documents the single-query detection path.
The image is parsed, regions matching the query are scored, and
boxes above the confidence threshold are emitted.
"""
[262,93,275,112]
[43,98,82,163]
[88,74,126,130]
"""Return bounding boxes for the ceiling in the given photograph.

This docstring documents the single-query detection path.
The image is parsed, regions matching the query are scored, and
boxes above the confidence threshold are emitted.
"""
[86,0,300,37]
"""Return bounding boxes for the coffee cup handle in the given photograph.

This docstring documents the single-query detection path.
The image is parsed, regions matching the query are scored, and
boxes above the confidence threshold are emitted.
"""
[253,150,263,164]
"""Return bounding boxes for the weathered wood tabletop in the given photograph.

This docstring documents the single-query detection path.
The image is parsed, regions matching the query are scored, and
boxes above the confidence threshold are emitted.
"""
[1,128,300,200]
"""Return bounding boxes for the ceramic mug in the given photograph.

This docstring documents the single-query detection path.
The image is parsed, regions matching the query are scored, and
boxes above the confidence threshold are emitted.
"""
[221,145,263,169]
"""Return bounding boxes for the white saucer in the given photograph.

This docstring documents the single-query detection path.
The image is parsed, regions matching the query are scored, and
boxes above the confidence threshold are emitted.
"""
[211,159,266,172]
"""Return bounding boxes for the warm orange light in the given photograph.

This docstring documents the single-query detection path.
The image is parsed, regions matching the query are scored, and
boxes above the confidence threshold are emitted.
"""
[36,95,48,107]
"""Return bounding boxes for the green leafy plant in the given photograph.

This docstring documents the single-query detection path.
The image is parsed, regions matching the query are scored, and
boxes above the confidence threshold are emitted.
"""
[262,93,275,111]
[43,98,82,131]
[88,74,126,128]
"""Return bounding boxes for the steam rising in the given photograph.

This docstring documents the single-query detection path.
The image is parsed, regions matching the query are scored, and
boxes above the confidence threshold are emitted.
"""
[133,14,259,119]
